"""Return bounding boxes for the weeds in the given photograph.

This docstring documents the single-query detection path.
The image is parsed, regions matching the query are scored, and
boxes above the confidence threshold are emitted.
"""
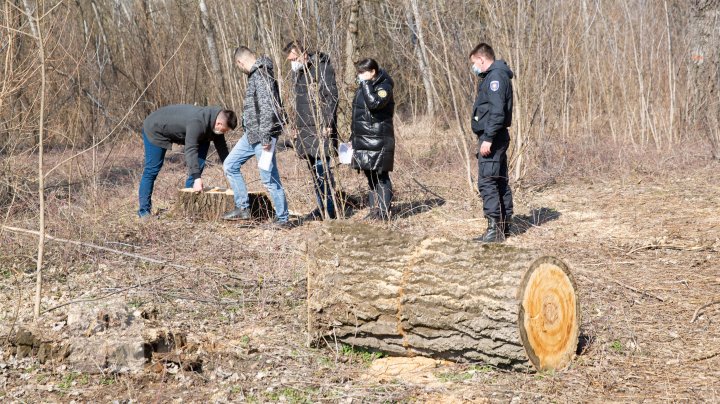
[340,344,385,364]
[266,387,318,404]
[436,364,494,382]
[58,372,88,390]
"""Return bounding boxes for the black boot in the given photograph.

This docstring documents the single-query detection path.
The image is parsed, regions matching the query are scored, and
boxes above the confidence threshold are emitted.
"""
[377,183,393,221]
[473,217,505,243]
[363,191,380,220]
[502,215,513,238]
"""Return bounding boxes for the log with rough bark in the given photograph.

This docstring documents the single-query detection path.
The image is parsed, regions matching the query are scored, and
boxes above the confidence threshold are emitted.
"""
[173,187,273,221]
[306,222,580,371]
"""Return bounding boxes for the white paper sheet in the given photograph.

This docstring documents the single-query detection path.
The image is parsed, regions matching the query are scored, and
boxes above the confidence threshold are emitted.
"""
[257,137,277,171]
[338,142,353,165]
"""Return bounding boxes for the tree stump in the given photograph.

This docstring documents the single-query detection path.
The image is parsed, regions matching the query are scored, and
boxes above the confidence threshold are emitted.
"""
[173,187,274,221]
[306,222,580,371]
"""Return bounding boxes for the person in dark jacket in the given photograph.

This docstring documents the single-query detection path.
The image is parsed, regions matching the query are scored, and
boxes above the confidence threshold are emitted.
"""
[138,104,237,218]
[469,43,514,243]
[283,41,339,221]
[350,58,395,221]
[222,46,291,228]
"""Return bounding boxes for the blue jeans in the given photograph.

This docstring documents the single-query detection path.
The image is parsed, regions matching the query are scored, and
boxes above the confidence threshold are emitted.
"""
[307,156,336,218]
[138,130,209,217]
[223,135,289,222]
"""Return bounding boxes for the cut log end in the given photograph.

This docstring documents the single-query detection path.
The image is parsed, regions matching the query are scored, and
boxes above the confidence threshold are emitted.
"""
[518,256,580,371]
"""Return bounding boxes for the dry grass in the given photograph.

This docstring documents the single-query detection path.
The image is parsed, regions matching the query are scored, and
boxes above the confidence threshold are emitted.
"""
[1,124,719,402]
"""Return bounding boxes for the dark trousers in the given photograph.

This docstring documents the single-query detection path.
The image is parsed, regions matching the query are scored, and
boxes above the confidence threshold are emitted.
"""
[306,156,336,219]
[477,138,513,220]
[138,130,209,216]
[364,170,393,216]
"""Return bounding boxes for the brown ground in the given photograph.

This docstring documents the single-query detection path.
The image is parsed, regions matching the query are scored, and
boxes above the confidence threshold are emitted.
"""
[1,123,719,402]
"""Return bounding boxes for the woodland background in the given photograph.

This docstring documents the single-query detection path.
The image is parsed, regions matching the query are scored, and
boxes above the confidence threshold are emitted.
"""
[2,0,719,174]
[0,1,719,401]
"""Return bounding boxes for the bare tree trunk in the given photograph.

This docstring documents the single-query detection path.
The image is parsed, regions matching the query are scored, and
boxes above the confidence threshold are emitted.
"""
[664,0,676,143]
[338,0,360,136]
[431,7,473,192]
[407,0,436,117]
[22,0,38,38]
[90,0,116,76]
[688,0,720,159]
[32,3,47,321]
[513,0,525,180]
[199,0,225,102]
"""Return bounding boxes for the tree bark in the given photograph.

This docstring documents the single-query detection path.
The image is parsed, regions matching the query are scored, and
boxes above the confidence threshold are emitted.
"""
[407,0,436,117]
[688,0,720,159]
[199,0,225,102]
[33,2,46,321]
[173,188,274,221]
[338,0,361,136]
[307,222,580,371]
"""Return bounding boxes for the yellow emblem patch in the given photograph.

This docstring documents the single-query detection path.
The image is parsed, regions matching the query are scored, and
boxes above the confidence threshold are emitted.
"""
[377,89,388,98]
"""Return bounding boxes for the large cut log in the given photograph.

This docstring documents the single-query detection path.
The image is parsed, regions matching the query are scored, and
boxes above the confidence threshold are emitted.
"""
[173,187,273,221]
[306,222,580,371]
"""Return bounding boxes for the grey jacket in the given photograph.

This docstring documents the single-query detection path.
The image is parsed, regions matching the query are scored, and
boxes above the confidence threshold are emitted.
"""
[243,56,284,146]
[142,104,229,178]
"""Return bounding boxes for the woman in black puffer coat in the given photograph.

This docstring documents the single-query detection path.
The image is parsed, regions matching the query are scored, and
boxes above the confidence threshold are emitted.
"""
[351,58,395,220]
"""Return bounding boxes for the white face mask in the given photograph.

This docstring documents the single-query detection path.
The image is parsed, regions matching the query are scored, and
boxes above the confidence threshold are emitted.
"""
[213,130,225,135]
[291,60,304,72]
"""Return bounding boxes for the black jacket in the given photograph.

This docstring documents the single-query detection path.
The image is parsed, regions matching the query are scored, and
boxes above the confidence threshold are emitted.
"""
[351,70,395,172]
[293,53,339,159]
[472,60,514,144]
[142,104,229,178]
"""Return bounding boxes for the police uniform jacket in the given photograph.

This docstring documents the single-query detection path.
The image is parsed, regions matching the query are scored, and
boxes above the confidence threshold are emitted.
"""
[293,53,339,159]
[472,60,514,145]
[351,69,395,172]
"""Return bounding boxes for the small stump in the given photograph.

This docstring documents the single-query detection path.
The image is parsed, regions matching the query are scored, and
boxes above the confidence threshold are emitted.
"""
[173,187,273,221]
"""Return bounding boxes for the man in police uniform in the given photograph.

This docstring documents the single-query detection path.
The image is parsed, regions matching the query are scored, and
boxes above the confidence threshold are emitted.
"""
[469,43,514,243]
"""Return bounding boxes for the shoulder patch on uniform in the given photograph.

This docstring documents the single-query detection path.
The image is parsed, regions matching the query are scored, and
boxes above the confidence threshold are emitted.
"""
[377,89,388,98]
[490,81,500,92]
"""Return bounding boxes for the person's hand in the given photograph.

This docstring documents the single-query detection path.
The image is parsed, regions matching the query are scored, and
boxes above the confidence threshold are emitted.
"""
[322,127,332,136]
[193,178,204,192]
[263,143,272,151]
[480,141,492,157]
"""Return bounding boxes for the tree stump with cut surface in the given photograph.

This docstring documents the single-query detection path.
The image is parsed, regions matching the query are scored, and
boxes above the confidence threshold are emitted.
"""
[173,187,273,221]
[306,222,580,371]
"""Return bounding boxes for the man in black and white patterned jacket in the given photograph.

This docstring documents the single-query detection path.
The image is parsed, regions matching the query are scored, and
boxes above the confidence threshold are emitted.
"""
[222,46,290,227]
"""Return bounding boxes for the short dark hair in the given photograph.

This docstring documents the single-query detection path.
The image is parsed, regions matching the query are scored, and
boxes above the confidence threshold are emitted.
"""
[220,110,238,130]
[355,58,379,73]
[469,43,495,60]
[282,40,305,55]
[234,46,254,60]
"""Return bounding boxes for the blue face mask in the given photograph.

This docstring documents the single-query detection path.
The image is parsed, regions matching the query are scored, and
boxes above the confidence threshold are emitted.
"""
[472,64,483,76]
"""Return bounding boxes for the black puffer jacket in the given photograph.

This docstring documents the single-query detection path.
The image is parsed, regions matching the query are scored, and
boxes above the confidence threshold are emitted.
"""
[350,69,395,172]
[293,53,339,159]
